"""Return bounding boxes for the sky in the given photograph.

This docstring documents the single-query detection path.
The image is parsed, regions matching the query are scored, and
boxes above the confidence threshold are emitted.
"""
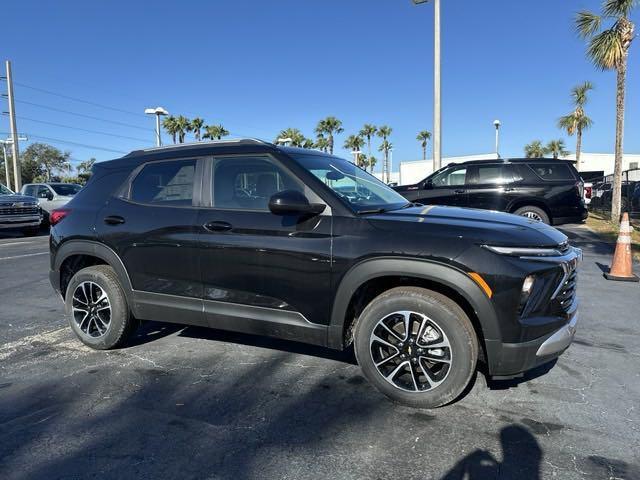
[1,0,639,173]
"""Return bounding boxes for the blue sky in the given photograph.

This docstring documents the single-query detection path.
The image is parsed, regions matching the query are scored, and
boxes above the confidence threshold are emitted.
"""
[1,0,638,171]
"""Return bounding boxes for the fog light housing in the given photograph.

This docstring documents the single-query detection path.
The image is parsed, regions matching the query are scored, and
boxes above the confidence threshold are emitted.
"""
[519,275,536,315]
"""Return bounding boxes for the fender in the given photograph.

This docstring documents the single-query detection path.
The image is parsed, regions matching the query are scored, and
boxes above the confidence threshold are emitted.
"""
[327,257,502,350]
[53,239,134,303]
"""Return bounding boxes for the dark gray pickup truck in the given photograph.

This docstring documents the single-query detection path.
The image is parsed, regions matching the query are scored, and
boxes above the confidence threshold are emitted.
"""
[0,183,42,236]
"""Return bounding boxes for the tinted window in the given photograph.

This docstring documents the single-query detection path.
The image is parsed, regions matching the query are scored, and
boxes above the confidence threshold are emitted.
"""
[23,185,36,197]
[36,186,51,198]
[528,163,574,181]
[212,156,303,210]
[476,165,511,184]
[0,184,12,195]
[431,167,467,187]
[130,159,196,206]
[51,184,82,196]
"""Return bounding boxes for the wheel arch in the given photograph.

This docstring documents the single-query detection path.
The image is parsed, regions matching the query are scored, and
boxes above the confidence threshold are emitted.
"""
[508,198,552,221]
[328,258,501,358]
[54,240,133,303]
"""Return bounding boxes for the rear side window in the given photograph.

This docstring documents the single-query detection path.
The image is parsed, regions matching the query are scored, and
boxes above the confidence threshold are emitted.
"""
[130,159,196,206]
[474,165,516,184]
[527,163,575,181]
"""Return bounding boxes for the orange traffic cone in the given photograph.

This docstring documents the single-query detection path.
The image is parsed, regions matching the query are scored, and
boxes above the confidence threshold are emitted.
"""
[604,213,639,282]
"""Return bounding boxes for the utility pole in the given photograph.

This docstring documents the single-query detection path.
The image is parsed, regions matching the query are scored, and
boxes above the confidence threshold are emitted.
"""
[1,141,10,190]
[5,61,21,191]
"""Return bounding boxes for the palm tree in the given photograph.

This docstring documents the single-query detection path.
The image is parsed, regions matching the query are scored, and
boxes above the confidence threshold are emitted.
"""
[314,117,343,154]
[416,130,432,160]
[368,155,378,174]
[190,117,205,141]
[377,126,393,182]
[275,128,307,147]
[344,134,365,166]
[558,82,594,171]
[302,138,315,149]
[314,135,330,153]
[576,2,636,220]
[174,115,191,143]
[203,124,230,140]
[545,139,570,159]
[378,140,393,183]
[162,116,178,144]
[524,140,546,158]
[359,124,377,160]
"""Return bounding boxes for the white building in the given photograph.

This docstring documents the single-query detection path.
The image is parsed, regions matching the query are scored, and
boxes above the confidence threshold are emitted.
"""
[383,152,640,186]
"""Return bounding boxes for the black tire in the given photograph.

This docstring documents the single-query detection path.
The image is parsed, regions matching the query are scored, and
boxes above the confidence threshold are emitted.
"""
[65,265,138,350]
[22,226,40,237]
[354,287,478,408]
[513,205,550,224]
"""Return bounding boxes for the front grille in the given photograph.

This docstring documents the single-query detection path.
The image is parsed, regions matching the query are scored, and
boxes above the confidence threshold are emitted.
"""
[0,206,39,215]
[554,268,577,313]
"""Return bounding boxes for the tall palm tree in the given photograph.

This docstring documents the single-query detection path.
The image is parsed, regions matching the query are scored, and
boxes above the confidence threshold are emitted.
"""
[302,138,315,149]
[314,135,330,153]
[545,139,570,159]
[524,140,546,158]
[368,155,378,174]
[203,124,230,140]
[174,115,191,143]
[190,117,205,141]
[577,0,636,220]
[416,130,432,160]
[377,126,393,182]
[558,82,594,171]
[162,116,178,144]
[344,134,365,166]
[314,117,343,154]
[378,140,393,183]
[275,128,307,147]
[359,124,377,160]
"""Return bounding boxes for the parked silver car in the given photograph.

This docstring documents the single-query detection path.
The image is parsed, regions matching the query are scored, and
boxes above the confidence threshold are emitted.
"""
[20,183,82,223]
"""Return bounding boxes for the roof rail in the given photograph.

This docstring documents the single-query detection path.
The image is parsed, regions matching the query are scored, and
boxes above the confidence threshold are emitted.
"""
[126,138,273,156]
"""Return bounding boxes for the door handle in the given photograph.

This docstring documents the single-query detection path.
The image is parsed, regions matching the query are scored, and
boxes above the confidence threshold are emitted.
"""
[454,189,466,194]
[104,215,125,225]
[204,221,232,232]
[504,187,515,192]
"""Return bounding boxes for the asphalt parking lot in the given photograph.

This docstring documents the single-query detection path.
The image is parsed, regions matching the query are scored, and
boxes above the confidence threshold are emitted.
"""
[0,225,639,480]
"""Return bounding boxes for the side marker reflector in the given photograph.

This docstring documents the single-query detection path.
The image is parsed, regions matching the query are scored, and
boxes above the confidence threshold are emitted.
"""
[469,272,493,298]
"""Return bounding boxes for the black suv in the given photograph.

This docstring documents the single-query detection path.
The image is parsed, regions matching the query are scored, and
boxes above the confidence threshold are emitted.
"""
[49,140,581,408]
[394,159,588,225]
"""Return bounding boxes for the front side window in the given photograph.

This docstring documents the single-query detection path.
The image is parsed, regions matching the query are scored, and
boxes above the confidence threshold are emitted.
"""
[130,159,196,206]
[212,155,304,211]
[291,153,409,213]
[0,184,12,195]
[431,167,468,187]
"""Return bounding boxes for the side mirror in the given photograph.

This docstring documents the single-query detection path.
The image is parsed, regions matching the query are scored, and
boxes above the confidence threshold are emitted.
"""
[39,190,52,200]
[422,179,434,190]
[269,190,326,216]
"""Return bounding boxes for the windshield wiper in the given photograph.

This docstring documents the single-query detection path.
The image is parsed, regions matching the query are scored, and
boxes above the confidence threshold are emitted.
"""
[356,207,389,215]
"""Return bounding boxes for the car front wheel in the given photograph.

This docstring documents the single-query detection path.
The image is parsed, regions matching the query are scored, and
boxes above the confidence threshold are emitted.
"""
[354,287,478,408]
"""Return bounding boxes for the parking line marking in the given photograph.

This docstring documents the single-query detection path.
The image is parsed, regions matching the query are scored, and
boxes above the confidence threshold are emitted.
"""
[0,241,38,247]
[0,252,49,261]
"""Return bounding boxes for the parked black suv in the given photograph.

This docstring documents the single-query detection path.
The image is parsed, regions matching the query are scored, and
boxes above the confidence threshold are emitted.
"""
[49,140,581,408]
[393,159,588,225]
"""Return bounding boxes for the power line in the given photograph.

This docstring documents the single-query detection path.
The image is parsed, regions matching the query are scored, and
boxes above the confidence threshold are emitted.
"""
[13,81,147,118]
[8,114,149,143]
[16,133,127,154]
[13,99,153,132]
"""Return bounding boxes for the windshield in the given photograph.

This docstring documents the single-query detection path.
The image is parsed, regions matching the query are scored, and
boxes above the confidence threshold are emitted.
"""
[51,184,81,196]
[0,184,13,195]
[292,153,409,213]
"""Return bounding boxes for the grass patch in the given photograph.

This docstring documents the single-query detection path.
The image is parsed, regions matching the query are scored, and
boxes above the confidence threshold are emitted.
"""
[586,212,640,260]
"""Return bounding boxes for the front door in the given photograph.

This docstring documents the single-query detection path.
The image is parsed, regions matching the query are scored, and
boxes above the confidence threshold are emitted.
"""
[414,166,469,207]
[197,154,332,341]
[465,164,517,212]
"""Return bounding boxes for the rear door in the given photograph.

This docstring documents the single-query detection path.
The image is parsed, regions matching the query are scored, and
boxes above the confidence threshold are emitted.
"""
[464,163,518,211]
[96,157,205,323]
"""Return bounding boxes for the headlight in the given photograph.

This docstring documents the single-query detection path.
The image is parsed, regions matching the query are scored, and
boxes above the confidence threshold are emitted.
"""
[482,245,565,257]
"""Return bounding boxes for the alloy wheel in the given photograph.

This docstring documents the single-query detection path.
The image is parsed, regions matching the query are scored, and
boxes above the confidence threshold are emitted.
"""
[521,211,543,222]
[369,310,452,392]
[72,281,112,338]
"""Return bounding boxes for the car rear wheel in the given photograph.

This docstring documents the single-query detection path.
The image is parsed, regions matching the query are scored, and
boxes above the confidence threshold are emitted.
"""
[65,265,138,349]
[513,206,550,224]
[354,287,478,408]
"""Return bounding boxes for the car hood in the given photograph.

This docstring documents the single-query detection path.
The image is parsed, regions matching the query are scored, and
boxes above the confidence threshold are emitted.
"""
[369,205,567,247]
[0,194,38,204]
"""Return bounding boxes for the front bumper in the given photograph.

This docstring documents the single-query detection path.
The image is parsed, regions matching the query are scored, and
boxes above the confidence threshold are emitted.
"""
[0,215,42,229]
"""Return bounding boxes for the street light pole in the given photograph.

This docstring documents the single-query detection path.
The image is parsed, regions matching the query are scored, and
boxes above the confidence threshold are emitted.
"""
[493,119,501,158]
[144,107,169,147]
[412,0,441,172]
